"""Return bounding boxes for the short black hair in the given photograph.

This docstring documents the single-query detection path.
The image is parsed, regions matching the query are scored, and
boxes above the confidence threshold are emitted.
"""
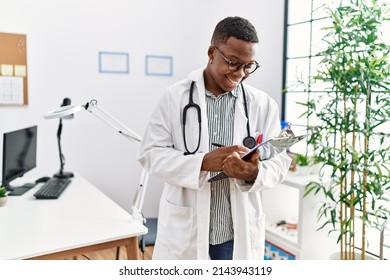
[211,16,259,45]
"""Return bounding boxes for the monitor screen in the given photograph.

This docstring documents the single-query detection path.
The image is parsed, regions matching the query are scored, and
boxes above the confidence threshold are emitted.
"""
[2,125,37,190]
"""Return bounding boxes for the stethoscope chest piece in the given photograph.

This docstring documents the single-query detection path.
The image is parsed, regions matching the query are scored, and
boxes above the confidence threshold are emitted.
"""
[243,135,256,149]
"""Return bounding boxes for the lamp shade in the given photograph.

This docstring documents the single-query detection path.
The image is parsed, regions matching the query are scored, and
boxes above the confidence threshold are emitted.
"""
[44,104,84,119]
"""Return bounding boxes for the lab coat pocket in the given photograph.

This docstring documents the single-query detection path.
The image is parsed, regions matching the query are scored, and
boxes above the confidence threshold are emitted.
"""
[159,199,194,252]
[249,214,265,255]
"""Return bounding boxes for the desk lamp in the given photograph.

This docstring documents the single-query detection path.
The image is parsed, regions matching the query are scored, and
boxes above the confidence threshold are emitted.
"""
[44,99,148,222]
[54,98,75,179]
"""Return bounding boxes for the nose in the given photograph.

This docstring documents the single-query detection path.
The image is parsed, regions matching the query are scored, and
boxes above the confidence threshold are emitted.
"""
[233,65,248,78]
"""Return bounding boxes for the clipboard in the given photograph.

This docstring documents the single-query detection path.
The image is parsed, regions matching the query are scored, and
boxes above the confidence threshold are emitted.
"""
[207,134,308,182]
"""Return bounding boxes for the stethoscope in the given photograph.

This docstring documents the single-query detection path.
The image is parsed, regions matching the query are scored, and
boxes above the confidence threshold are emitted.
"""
[183,81,256,155]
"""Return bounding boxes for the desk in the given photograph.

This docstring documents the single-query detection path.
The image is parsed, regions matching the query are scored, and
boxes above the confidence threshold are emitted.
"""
[0,173,147,260]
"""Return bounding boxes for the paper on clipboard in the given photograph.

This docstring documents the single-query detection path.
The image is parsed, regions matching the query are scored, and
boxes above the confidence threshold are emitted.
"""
[264,134,308,149]
[207,134,308,182]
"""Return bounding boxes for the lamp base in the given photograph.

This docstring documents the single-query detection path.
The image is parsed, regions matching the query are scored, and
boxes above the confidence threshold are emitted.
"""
[54,171,74,179]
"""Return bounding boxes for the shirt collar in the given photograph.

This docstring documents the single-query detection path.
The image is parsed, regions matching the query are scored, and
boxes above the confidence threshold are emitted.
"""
[205,86,239,99]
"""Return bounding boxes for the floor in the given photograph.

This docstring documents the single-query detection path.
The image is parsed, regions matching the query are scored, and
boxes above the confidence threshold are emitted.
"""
[66,246,154,260]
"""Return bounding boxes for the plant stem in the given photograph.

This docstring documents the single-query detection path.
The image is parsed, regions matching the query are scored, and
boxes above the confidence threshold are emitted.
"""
[350,85,358,260]
[361,84,372,259]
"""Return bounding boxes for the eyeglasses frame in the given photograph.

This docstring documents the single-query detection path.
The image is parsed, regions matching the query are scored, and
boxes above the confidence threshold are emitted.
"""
[212,46,260,74]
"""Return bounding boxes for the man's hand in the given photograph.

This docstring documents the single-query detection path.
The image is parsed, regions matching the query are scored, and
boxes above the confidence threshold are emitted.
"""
[201,145,260,181]
[222,150,259,181]
[201,145,248,172]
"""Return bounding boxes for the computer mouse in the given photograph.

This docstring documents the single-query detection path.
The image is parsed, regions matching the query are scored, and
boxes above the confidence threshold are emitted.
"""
[35,176,51,183]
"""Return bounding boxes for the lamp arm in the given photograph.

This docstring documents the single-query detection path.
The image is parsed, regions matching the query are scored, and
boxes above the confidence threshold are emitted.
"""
[85,100,142,143]
[131,168,149,222]
[85,99,147,223]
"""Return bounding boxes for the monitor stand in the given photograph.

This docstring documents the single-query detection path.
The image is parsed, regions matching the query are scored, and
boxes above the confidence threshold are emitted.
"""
[3,182,14,192]
[7,182,37,196]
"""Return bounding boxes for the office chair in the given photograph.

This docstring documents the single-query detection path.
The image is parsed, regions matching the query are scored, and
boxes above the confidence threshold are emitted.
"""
[138,218,158,259]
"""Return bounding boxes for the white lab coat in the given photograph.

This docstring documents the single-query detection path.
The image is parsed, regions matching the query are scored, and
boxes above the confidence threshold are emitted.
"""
[138,68,291,260]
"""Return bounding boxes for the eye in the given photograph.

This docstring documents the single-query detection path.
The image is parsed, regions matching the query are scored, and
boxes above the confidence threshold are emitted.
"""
[245,63,258,73]
[228,60,241,67]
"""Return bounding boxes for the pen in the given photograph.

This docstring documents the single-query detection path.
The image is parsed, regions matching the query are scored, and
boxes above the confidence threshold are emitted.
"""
[256,134,263,145]
[212,143,225,148]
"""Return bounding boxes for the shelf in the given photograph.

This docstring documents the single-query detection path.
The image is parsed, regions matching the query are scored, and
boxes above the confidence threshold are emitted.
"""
[265,224,298,245]
[262,183,300,244]
[265,225,300,258]
[283,172,319,189]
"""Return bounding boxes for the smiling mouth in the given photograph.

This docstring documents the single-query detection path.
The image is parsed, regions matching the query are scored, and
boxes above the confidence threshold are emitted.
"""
[226,75,240,86]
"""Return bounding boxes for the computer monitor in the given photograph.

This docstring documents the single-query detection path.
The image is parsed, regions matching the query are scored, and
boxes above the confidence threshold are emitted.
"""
[2,125,38,191]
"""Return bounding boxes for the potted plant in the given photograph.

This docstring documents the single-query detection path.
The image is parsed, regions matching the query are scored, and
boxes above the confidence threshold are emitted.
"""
[0,186,8,207]
[303,0,390,259]
[295,153,311,175]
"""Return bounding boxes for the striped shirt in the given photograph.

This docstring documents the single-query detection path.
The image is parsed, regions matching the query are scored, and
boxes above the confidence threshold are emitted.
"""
[205,87,238,245]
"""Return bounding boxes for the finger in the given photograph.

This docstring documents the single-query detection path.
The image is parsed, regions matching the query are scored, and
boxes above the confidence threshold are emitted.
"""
[249,150,260,164]
[222,157,235,174]
[228,152,244,164]
[224,145,248,154]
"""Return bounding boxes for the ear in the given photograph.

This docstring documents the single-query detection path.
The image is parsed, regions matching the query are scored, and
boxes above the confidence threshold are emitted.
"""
[207,46,214,61]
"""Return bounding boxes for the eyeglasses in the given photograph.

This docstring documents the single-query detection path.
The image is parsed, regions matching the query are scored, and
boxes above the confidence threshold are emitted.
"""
[213,46,260,74]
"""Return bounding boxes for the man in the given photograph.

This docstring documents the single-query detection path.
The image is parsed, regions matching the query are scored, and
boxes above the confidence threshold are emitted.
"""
[138,16,291,260]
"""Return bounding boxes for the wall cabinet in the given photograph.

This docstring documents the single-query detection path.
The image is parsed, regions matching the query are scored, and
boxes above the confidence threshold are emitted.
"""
[262,172,338,260]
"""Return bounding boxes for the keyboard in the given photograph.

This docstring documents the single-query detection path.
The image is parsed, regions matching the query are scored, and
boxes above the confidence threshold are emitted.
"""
[34,177,71,199]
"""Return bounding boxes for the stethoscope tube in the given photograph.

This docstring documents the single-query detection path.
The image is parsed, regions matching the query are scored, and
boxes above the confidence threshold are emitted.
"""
[182,81,256,155]
[241,86,256,149]
[182,81,202,155]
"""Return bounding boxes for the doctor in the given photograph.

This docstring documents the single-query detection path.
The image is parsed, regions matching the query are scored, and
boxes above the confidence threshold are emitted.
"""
[138,16,291,260]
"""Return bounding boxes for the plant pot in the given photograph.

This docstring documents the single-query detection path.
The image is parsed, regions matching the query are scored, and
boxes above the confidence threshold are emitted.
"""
[0,196,8,207]
[296,165,311,176]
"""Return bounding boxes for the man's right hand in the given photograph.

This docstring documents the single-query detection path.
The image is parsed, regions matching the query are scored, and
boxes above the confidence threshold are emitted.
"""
[201,145,248,172]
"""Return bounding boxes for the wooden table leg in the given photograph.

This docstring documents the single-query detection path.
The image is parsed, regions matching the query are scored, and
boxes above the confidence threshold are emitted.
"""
[126,237,140,260]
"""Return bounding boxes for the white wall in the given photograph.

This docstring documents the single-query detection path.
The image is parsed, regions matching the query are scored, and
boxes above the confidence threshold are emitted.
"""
[0,0,285,217]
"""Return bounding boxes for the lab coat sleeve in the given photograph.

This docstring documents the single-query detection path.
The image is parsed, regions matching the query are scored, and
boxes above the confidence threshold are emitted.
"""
[138,89,208,190]
[236,97,291,192]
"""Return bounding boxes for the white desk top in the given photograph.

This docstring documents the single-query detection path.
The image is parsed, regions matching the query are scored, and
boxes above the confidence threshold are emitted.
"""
[0,173,147,260]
